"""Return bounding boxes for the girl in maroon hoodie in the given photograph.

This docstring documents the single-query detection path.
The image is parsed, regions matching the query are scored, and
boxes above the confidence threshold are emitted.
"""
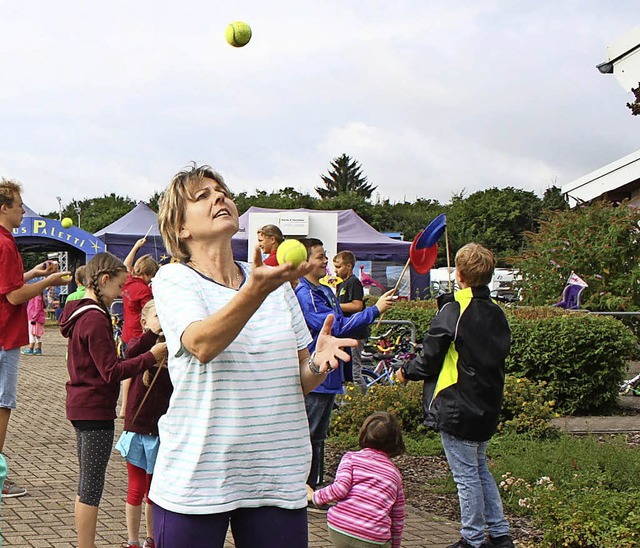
[59,252,167,548]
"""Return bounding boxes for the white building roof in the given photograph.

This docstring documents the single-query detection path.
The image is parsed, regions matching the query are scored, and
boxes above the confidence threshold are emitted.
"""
[562,148,640,207]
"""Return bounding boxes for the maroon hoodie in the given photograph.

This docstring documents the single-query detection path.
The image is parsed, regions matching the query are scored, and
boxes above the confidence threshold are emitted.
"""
[60,298,157,421]
[123,330,173,436]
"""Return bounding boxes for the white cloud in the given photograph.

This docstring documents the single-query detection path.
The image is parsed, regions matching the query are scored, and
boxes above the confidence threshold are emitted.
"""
[1,1,639,216]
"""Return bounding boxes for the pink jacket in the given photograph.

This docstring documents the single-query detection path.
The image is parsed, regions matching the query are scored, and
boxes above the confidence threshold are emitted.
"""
[27,295,46,325]
[313,448,405,548]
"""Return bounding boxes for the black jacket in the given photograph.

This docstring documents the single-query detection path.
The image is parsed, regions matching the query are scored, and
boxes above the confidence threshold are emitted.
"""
[402,286,510,442]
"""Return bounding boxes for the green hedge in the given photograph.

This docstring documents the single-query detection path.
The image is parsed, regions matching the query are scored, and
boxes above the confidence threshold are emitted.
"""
[371,301,637,415]
[506,310,636,414]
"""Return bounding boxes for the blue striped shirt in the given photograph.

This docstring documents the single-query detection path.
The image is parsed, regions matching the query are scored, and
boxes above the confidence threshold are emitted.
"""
[149,262,312,514]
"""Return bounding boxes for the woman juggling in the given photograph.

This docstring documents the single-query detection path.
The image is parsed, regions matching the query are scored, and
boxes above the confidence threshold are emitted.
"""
[148,163,357,548]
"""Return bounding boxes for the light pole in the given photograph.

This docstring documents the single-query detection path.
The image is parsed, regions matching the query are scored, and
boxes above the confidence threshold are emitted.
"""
[73,201,81,229]
[56,196,62,221]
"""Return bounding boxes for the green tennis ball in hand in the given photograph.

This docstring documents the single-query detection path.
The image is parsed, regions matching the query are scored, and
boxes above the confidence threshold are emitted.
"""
[225,21,252,47]
[276,239,307,267]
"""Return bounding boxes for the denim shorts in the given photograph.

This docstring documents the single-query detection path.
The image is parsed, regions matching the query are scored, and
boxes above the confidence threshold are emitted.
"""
[0,347,20,409]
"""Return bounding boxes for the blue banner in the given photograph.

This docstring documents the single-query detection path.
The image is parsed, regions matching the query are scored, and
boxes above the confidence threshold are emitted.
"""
[13,217,106,256]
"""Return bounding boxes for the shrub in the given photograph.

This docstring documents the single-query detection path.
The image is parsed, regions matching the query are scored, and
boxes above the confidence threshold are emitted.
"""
[498,375,559,440]
[370,300,436,339]
[330,382,425,437]
[511,200,640,311]
[506,313,636,414]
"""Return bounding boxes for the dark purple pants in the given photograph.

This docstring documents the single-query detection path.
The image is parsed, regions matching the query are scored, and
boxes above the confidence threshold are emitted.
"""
[153,504,308,548]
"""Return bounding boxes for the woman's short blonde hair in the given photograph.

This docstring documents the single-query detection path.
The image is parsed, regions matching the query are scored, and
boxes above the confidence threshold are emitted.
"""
[158,163,231,263]
[455,243,495,287]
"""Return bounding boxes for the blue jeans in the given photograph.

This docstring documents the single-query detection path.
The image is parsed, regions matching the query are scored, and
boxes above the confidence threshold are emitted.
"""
[440,431,510,547]
[304,392,336,488]
[0,348,20,409]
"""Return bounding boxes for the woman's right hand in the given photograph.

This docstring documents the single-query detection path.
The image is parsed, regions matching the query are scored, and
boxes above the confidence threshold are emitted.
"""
[246,246,312,295]
[150,341,168,366]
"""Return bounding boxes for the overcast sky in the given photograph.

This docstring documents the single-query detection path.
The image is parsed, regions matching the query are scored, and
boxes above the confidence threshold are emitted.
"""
[1,1,639,215]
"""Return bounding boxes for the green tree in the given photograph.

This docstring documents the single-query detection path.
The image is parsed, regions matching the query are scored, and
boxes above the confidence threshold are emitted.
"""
[315,154,377,200]
[233,187,317,215]
[512,200,640,310]
[445,187,543,266]
[147,191,162,212]
[44,194,136,234]
[541,185,568,213]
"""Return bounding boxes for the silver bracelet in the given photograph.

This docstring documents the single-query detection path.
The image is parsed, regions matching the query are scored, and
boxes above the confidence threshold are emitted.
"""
[308,352,327,375]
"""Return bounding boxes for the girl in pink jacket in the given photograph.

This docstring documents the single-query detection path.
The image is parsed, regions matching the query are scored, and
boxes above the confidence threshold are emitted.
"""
[22,292,46,355]
[310,412,406,548]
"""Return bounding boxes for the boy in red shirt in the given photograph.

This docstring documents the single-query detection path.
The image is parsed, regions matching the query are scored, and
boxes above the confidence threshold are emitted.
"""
[0,178,71,497]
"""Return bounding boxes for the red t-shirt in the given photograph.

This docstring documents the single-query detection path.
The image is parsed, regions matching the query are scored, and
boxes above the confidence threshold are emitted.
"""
[0,225,28,350]
[121,274,153,343]
[264,250,279,266]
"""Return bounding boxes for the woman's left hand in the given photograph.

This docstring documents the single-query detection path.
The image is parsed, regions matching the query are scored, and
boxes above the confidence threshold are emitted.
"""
[314,315,358,373]
[247,246,312,295]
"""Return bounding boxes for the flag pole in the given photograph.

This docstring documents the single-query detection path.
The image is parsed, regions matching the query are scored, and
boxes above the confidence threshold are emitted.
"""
[445,227,452,292]
[375,256,410,329]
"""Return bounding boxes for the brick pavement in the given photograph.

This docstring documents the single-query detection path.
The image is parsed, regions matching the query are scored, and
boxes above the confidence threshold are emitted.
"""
[1,329,461,547]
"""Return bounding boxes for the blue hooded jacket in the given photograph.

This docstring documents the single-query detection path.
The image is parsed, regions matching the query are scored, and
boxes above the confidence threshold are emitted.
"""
[295,277,380,394]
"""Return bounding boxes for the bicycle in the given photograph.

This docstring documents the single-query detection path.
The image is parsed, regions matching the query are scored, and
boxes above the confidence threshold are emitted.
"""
[362,320,417,363]
[619,373,640,396]
[361,344,419,389]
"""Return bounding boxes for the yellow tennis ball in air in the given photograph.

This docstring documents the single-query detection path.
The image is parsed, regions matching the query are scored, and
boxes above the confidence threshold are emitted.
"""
[276,239,307,267]
[225,21,252,47]
[61,217,73,229]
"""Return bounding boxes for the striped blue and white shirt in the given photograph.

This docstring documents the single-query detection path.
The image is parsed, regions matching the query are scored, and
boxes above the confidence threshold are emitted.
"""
[149,262,313,514]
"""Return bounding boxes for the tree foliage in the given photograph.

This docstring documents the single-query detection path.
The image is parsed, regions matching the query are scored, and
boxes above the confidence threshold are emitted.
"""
[541,185,568,213]
[315,154,377,200]
[512,201,640,310]
[43,194,136,234]
[626,82,640,116]
[445,187,543,266]
[233,187,317,215]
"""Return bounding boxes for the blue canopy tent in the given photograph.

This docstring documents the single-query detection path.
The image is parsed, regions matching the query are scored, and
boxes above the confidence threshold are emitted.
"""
[94,202,168,262]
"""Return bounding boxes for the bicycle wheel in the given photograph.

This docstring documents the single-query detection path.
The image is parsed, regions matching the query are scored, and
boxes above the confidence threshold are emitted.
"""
[362,368,387,387]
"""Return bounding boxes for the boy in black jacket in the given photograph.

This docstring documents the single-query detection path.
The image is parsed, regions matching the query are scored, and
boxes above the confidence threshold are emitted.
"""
[397,243,513,548]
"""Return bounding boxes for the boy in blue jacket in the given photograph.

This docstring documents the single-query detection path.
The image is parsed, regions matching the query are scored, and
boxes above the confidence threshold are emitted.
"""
[294,238,395,495]
[397,243,513,548]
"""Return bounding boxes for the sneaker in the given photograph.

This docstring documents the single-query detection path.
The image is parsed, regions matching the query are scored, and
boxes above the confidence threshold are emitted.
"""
[307,500,333,514]
[482,535,515,548]
[2,479,28,498]
[142,539,155,548]
[447,540,475,548]
[20,348,33,355]
[120,544,140,548]
[33,348,42,356]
